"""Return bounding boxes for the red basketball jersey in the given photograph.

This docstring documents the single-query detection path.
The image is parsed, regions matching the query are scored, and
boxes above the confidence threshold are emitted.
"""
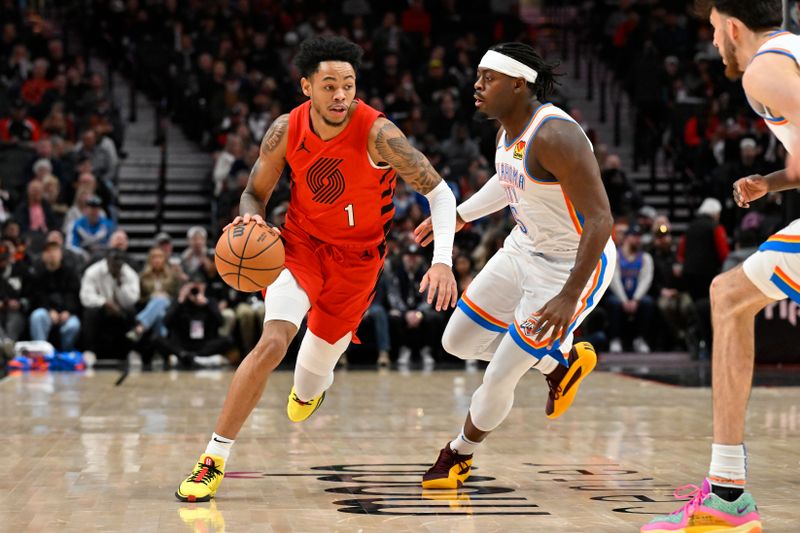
[284,100,396,248]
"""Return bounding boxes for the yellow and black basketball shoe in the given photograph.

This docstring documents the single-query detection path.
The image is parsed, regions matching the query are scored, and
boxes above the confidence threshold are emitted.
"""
[176,454,225,502]
[286,386,326,422]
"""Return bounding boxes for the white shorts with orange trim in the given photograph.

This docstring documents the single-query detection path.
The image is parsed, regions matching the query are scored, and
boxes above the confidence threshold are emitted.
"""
[456,233,615,365]
[743,218,800,303]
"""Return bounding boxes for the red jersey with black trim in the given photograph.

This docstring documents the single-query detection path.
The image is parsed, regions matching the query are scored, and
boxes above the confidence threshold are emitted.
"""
[284,100,396,248]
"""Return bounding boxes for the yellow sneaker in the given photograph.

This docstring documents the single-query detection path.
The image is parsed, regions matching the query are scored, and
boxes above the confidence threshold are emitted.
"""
[421,444,473,489]
[176,454,225,502]
[286,387,326,422]
[544,341,597,419]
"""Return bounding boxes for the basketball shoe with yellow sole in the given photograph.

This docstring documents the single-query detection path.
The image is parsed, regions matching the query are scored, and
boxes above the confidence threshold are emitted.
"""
[287,387,326,422]
[544,341,597,419]
[176,454,225,502]
[421,444,473,489]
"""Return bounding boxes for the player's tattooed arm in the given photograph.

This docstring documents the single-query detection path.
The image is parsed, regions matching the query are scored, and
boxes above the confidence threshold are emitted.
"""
[370,118,442,194]
[237,114,289,225]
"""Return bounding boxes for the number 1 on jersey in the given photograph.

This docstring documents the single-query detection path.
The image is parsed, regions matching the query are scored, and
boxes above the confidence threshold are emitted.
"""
[344,203,355,227]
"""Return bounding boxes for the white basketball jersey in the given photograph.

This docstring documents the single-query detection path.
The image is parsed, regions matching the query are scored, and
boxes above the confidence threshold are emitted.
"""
[747,31,800,153]
[495,103,594,257]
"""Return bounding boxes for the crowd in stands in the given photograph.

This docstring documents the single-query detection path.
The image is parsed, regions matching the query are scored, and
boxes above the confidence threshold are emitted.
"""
[0,1,796,368]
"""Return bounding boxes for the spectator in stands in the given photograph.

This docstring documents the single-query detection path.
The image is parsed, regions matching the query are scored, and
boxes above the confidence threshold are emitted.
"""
[0,99,40,145]
[453,253,475,294]
[212,133,246,197]
[387,245,444,367]
[42,174,67,229]
[650,223,695,351]
[21,58,53,109]
[45,229,85,271]
[678,198,729,301]
[154,273,234,367]
[27,241,82,350]
[14,179,55,234]
[72,129,118,190]
[363,270,392,367]
[180,226,212,279]
[80,249,140,360]
[0,243,25,355]
[601,154,642,217]
[70,195,114,256]
[126,247,181,343]
[607,225,654,354]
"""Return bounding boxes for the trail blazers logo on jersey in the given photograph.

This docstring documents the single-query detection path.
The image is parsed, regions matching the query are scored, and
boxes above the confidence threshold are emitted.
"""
[513,140,526,160]
[307,157,346,204]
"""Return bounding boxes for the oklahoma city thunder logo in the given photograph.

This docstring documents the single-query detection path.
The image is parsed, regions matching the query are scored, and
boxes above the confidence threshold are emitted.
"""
[519,318,538,337]
[513,140,526,160]
[307,157,346,204]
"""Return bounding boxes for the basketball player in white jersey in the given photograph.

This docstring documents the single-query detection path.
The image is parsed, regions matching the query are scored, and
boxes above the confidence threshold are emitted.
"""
[413,42,616,489]
[642,2,796,531]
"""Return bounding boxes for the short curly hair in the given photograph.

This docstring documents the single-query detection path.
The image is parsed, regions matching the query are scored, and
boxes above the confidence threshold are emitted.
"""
[293,36,363,78]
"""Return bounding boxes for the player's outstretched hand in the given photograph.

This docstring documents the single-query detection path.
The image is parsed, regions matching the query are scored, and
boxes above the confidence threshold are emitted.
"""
[223,214,270,232]
[413,215,465,247]
[733,175,768,208]
[419,263,458,311]
[530,292,578,350]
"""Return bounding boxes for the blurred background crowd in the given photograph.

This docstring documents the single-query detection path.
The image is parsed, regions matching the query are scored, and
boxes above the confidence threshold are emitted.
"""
[0,0,796,369]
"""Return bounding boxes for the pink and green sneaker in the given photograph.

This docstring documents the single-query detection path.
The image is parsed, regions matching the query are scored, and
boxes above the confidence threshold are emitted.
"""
[641,478,761,533]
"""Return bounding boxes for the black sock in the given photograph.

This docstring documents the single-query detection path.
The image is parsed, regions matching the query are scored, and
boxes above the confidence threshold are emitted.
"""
[711,484,744,502]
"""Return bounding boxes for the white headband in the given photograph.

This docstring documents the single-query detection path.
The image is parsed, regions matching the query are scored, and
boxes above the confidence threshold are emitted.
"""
[478,50,538,84]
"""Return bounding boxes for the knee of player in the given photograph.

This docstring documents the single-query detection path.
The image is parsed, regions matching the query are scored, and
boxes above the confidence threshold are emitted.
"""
[251,330,292,370]
[442,326,470,359]
[709,272,738,312]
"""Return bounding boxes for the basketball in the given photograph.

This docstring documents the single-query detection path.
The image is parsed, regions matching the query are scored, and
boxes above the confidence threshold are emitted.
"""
[214,222,284,292]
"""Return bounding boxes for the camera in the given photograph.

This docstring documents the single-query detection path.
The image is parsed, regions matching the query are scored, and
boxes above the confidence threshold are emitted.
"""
[189,286,200,296]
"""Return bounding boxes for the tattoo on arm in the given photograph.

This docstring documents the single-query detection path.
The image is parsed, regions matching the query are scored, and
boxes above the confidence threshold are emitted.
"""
[374,121,441,194]
[260,114,289,154]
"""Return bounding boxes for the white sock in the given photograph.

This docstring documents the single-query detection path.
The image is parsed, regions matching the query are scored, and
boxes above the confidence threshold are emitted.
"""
[533,354,559,375]
[449,431,480,455]
[294,363,334,402]
[205,432,234,462]
[709,443,747,487]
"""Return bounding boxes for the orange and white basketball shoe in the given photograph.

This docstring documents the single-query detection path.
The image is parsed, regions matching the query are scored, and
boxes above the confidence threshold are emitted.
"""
[544,341,597,419]
[421,444,473,489]
[176,454,225,502]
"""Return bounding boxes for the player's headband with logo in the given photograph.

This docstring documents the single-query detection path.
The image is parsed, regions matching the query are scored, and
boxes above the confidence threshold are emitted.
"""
[478,50,538,84]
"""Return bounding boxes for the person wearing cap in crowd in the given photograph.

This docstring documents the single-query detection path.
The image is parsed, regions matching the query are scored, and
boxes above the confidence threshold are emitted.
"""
[607,224,654,354]
[0,242,25,357]
[27,240,82,351]
[70,194,115,256]
[678,197,730,301]
[180,226,213,280]
[79,248,140,361]
[387,244,443,368]
[154,231,186,281]
[126,246,182,345]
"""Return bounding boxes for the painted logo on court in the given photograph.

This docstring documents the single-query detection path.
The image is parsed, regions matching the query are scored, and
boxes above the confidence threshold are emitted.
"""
[307,157,346,204]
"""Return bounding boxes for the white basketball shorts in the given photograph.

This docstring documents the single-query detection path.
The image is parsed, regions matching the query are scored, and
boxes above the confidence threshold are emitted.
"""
[743,218,800,303]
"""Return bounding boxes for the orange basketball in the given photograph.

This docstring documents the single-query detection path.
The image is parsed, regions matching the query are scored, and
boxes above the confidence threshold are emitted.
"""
[215,222,284,292]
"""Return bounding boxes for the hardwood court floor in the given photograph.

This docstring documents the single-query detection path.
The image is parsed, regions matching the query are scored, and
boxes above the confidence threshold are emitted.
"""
[3,368,799,532]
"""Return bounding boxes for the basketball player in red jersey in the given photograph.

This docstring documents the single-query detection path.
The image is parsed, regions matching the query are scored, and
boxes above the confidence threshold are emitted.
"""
[176,36,458,502]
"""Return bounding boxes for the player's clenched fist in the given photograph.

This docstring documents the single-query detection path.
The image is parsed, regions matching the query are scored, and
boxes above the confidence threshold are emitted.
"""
[732,175,768,209]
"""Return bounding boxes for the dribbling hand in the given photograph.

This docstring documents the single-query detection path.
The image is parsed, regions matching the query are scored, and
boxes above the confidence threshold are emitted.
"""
[419,263,458,311]
[224,214,274,232]
[732,175,768,208]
